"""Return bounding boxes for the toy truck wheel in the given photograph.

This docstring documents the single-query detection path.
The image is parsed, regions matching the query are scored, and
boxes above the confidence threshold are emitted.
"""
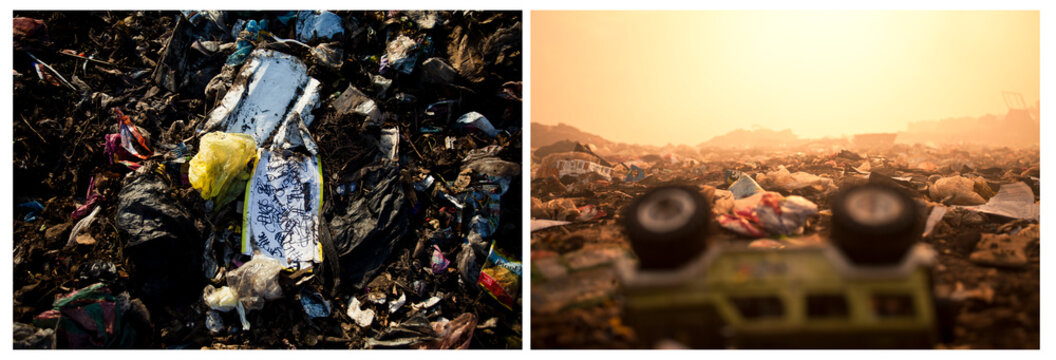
[623,186,711,270]
[830,183,922,265]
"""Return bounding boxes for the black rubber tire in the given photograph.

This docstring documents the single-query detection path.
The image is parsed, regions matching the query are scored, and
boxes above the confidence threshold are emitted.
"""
[622,185,711,270]
[830,183,923,265]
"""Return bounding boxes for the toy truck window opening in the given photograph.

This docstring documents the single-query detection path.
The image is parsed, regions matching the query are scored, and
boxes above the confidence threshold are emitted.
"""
[807,295,849,318]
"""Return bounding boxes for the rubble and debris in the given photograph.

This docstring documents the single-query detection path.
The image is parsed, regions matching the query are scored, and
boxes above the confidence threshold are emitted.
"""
[13,10,521,349]
[14,322,55,349]
[530,125,1038,349]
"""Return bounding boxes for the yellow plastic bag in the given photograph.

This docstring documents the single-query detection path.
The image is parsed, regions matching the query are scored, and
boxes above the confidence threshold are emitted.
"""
[189,132,258,207]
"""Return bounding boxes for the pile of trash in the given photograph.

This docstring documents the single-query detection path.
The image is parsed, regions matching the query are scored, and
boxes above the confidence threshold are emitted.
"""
[529,142,1039,349]
[13,10,521,349]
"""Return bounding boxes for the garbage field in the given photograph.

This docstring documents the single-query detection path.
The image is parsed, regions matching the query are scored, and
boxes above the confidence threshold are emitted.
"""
[530,142,1039,349]
[13,10,522,349]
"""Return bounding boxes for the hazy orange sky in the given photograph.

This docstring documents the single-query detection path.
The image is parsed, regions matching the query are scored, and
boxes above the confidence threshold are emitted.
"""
[532,11,1040,146]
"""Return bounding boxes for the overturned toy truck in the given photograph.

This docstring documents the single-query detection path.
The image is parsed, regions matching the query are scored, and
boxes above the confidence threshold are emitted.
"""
[616,184,956,349]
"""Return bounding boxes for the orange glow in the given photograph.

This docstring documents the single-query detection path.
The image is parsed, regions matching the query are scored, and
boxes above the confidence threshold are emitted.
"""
[531,11,1039,146]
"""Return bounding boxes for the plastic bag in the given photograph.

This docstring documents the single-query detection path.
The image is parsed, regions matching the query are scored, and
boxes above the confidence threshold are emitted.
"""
[728,173,764,199]
[32,283,142,348]
[431,245,451,274]
[347,296,375,327]
[756,165,834,192]
[530,198,580,221]
[929,175,986,205]
[478,242,521,310]
[295,10,344,43]
[625,165,645,182]
[717,191,818,238]
[384,35,418,74]
[224,255,283,311]
[202,285,239,312]
[457,112,498,137]
[189,132,258,208]
[202,285,250,330]
[425,312,477,349]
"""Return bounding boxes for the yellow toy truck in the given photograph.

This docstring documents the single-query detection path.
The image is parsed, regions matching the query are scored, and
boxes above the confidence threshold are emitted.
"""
[617,184,955,348]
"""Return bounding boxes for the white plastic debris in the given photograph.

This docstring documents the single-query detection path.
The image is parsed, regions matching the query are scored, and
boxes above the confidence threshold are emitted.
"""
[347,297,375,327]
[66,206,101,248]
[922,206,948,238]
[203,285,251,330]
[457,112,499,137]
[202,285,239,312]
[385,35,418,74]
[202,49,322,148]
[538,152,616,181]
[243,150,324,269]
[756,165,835,192]
[380,127,399,161]
[728,174,764,199]
[388,293,406,314]
[225,255,284,312]
[530,219,572,232]
[412,296,442,311]
[295,10,344,43]
[959,182,1039,221]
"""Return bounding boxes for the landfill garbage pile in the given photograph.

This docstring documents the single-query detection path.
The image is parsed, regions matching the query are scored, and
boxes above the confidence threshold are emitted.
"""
[529,143,1038,349]
[13,10,522,349]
